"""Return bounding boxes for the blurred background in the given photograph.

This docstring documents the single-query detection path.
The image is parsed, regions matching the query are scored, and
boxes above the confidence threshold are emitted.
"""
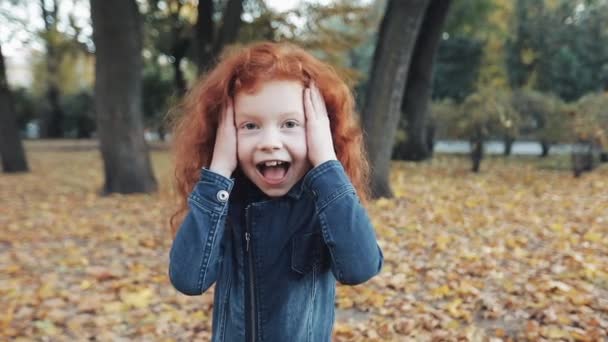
[2,0,608,180]
[1,0,607,340]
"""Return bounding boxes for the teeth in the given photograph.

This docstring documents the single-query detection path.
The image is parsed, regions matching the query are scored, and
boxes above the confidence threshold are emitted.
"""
[263,160,284,167]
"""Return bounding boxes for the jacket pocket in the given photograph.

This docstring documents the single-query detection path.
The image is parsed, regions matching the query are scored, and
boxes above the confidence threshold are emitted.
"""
[291,231,324,275]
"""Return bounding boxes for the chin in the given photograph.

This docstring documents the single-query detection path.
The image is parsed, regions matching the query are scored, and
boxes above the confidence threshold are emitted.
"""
[260,188,289,198]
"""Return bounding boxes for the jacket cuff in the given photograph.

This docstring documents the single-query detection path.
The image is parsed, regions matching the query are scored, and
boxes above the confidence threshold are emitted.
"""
[303,160,355,211]
[188,168,235,213]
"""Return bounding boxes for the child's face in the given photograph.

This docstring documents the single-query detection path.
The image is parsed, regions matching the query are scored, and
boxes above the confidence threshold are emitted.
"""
[234,80,312,197]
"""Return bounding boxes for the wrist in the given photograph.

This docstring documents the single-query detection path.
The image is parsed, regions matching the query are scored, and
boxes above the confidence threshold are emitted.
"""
[313,155,337,168]
[208,163,233,178]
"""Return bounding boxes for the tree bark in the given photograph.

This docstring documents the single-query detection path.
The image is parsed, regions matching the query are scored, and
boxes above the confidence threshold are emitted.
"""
[362,0,431,198]
[503,135,514,156]
[194,0,214,73]
[91,0,157,194]
[0,43,29,173]
[540,139,550,157]
[169,0,188,96]
[195,0,244,74]
[400,0,452,161]
[171,48,188,96]
[470,127,484,173]
[213,0,244,55]
[39,0,64,138]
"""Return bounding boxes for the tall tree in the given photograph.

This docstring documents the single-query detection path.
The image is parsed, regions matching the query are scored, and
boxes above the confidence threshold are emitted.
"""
[0,42,29,173]
[91,0,157,194]
[39,0,65,138]
[194,0,244,73]
[144,0,193,96]
[362,0,431,198]
[167,0,190,96]
[399,0,452,161]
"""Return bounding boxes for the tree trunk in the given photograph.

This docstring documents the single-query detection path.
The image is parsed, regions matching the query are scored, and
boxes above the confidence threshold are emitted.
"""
[540,139,550,157]
[362,0,431,198]
[470,130,484,173]
[195,0,244,74]
[172,54,187,96]
[0,43,29,173]
[503,135,514,156]
[400,0,452,161]
[39,0,64,138]
[471,140,483,172]
[571,139,595,177]
[213,0,244,55]
[470,125,484,173]
[426,122,435,157]
[91,0,157,194]
[169,1,189,96]
[194,0,214,73]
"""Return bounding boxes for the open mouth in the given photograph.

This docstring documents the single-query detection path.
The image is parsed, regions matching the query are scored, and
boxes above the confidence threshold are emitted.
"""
[256,160,291,184]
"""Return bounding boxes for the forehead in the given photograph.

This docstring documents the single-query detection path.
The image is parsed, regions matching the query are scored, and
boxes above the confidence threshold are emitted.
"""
[234,80,304,119]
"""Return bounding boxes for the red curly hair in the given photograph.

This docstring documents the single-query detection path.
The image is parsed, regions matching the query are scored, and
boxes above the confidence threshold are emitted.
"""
[167,41,370,235]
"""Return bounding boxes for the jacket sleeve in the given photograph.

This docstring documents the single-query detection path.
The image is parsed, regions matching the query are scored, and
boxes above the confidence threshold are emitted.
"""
[168,168,234,296]
[303,160,384,285]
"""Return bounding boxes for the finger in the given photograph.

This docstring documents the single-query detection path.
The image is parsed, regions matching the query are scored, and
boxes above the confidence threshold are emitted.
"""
[227,98,235,128]
[311,83,326,119]
[219,100,227,120]
[303,88,314,124]
[220,99,232,129]
[309,82,319,119]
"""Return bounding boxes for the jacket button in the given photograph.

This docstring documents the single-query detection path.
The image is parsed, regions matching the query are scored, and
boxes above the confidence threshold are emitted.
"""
[216,190,229,202]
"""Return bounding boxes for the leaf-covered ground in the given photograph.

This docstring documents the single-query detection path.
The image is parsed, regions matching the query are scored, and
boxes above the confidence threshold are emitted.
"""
[1,140,607,341]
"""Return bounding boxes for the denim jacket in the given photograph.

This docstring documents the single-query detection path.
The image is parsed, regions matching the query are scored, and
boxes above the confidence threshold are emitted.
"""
[168,160,384,342]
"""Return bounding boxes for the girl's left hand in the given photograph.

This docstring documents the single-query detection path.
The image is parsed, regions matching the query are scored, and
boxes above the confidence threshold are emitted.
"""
[304,83,338,167]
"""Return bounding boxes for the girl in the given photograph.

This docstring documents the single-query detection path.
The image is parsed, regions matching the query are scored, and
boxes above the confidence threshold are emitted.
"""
[168,41,383,342]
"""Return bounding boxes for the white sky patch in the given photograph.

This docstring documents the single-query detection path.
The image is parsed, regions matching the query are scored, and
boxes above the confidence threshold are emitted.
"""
[266,0,302,12]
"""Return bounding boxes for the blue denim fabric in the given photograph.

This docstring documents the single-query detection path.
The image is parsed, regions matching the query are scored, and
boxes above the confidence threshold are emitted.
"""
[169,160,384,342]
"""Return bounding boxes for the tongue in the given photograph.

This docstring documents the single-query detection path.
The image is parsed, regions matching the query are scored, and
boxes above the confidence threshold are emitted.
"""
[262,166,286,181]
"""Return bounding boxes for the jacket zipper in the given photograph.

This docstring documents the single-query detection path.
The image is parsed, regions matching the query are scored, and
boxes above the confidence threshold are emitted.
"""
[245,205,256,342]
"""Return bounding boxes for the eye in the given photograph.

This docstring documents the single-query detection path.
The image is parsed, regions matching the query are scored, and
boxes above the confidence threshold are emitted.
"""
[242,122,258,130]
[282,120,299,129]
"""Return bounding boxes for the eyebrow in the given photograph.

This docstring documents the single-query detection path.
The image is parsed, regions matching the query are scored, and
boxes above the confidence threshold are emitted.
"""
[236,111,303,121]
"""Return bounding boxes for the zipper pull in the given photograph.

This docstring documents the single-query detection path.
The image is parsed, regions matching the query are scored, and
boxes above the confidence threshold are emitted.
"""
[245,232,250,252]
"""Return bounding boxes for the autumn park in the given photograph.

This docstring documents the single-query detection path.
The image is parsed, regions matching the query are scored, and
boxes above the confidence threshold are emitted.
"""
[1,0,607,341]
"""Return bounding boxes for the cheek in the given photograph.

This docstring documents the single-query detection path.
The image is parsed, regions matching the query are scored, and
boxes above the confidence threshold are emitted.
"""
[236,135,252,162]
[289,132,308,158]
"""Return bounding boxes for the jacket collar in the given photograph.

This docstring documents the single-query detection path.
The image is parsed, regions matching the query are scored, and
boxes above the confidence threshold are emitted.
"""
[286,177,306,200]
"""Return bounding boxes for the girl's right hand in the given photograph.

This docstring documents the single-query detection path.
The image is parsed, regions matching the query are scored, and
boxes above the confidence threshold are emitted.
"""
[209,100,238,178]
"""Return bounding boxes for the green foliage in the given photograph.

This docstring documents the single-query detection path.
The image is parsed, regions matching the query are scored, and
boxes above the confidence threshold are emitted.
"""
[506,0,608,101]
[445,89,520,140]
[568,92,608,147]
[61,91,95,138]
[433,0,504,102]
[511,88,568,142]
[142,67,175,128]
[12,88,38,130]
[142,0,197,59]
[15,88,96,138]
[239,0,382,87]
[443,0,496,38]
[28,0,94,97]
[433,37,484,102]
[429,98,459,139]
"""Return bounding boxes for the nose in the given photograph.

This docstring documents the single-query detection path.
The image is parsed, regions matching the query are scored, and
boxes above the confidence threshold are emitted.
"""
[258,127,282,151]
